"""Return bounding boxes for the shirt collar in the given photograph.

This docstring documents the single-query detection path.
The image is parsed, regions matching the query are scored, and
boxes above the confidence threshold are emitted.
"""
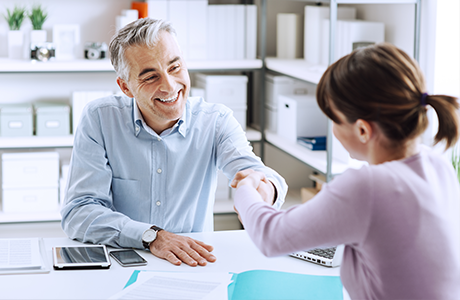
[133,98,188,138]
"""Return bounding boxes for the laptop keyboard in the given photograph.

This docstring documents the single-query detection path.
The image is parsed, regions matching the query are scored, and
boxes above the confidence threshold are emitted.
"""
[308,247,336,259]
[290,246,337,267]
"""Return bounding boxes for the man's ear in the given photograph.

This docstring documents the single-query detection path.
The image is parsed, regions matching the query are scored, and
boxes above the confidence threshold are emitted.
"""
[355,119,373,144]
[116,77,134,98]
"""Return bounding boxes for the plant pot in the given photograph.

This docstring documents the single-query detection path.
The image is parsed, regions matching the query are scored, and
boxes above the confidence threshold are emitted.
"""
[30,30,47,43]
[8,30,24,60]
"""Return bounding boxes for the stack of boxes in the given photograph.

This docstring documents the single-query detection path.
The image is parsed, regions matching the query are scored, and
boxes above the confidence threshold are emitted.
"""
[265,74,312,133]
[2,152,60,213]
[0,102,71,137]
[0,102,70,213]
[194,73,248,130]
[192,73,249,200]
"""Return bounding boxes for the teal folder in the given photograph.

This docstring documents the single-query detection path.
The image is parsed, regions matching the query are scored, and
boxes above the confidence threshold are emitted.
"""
[228,270,343,300]
[124,269,343,299]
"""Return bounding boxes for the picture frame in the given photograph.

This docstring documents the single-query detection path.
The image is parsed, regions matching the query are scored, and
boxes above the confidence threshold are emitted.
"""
[52,24,80,60]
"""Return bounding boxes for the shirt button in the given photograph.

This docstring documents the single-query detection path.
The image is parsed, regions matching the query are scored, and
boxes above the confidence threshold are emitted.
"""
[157,168,162,174]
[156,201,161,206]
[157,137,161,141]
[135,126,140,133]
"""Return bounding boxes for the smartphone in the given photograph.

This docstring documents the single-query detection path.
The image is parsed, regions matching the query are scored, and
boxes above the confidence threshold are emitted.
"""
[109,249,148,267]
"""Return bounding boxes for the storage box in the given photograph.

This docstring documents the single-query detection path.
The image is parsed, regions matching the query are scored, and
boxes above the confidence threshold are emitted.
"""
[2,186,59,213]
[0,103,33,137]
[34,103,71,136]
[194,73,248,109]
[265,74,313,132]
[2,152,60,188]
[194,73,248,129]
[277,94,328,143]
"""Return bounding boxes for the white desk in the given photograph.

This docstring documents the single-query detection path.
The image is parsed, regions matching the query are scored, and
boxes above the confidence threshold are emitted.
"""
[0,230,344,299]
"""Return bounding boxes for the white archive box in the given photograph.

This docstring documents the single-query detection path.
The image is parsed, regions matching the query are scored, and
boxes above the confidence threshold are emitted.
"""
[2,186,59,213]
[194,73,248,129]
[2,152,59,188]
[265,74,313,132]
[194,73,248,109]
[277,94,328,143]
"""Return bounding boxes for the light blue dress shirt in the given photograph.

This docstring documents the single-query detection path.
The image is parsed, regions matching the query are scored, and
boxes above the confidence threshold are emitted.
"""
[61,95,287,249]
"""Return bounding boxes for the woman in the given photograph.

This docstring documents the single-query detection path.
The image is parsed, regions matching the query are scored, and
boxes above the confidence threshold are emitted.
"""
[232,43,460,299]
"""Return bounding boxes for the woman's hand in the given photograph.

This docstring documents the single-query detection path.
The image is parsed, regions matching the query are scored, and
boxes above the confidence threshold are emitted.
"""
[231,169,275,205]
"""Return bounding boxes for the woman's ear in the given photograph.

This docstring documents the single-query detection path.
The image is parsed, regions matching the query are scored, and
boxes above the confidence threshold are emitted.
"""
[116,77,134,98]
[355,119,373,144]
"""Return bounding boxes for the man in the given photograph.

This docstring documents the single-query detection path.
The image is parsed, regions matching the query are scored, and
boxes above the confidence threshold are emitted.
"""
[61,18,287,267]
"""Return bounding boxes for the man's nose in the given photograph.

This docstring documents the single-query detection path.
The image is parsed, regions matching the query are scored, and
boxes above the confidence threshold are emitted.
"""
[159,74,175,93]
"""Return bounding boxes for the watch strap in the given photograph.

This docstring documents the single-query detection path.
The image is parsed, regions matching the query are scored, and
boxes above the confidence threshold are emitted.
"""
[142,225,163,249]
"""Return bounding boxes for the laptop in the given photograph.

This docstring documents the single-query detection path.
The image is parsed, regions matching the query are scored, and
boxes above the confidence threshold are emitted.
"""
[290,245,344,267]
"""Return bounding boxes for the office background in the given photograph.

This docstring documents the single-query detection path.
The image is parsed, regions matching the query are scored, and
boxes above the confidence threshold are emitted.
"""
[0,0,458,237]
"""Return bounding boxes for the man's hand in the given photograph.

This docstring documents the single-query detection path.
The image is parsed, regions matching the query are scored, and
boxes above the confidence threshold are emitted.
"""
[231,169,276,205]
[149,231,216,266]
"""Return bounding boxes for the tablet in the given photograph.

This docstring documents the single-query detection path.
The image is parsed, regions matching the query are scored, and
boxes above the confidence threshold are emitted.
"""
[52,245,111,270]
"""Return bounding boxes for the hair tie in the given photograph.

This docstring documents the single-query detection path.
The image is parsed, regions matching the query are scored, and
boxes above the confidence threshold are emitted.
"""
[420,93,428,106]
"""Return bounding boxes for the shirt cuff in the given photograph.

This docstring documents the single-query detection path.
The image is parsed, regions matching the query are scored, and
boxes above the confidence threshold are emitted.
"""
[119,219,152,249]
[269,179,284,210]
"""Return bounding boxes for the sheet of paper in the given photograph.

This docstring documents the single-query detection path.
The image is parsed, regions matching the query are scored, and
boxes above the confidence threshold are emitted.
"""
[109,271,232,300]
[0,238,42,270]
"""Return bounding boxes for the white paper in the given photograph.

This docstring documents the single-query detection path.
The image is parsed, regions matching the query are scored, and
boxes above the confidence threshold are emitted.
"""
[109,271,232,300]
[0,238,42,270]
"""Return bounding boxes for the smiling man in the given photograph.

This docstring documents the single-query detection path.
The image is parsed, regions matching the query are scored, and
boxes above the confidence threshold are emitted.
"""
[61,18,287,266]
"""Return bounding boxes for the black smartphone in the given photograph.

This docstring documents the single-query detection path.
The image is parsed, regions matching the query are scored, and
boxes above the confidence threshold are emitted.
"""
[109,249,148,267]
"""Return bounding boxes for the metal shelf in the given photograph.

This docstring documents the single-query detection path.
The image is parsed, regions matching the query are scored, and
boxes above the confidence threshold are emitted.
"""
[0,58,263,73]
[0,130,260,150]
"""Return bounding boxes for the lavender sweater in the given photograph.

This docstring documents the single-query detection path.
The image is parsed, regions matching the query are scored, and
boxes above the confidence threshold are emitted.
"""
[235,148,460,299]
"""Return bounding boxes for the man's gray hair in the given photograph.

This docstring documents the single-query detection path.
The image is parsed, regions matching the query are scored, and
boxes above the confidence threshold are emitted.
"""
[109,18,177,81]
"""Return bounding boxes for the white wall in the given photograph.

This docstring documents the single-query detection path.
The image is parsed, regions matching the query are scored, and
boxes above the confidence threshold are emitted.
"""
[0,0,132,58]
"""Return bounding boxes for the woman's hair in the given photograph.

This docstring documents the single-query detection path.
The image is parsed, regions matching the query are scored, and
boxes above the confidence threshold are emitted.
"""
[317,42,459,149]
[109,18,177,81]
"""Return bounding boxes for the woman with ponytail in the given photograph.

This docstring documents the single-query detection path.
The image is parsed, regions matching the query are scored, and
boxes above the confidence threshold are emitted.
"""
[232,43,460,299]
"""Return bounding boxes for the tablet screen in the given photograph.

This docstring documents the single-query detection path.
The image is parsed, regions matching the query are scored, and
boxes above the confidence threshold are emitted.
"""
[53,245,111,269]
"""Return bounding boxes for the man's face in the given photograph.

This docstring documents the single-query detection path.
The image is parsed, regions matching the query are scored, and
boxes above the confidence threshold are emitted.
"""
[117,31,190,133]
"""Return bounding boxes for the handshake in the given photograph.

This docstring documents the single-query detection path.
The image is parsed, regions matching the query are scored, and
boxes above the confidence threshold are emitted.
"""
[231,169,276,206]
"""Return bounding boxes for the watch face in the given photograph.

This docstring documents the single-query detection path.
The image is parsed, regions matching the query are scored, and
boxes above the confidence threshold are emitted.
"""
[143,229,157,243]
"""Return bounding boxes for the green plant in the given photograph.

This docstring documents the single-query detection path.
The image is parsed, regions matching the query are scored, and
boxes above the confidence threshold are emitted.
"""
[28,4,47,30]
[4,6,26,30]
[452,143,460,184]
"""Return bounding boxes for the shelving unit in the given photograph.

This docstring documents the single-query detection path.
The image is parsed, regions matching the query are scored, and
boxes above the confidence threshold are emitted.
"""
[0,0,422,223]
[260,0,421,182]
[0,56,262,223]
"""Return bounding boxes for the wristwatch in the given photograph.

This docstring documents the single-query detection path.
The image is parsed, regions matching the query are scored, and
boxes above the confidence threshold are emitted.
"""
[142,225,163,249]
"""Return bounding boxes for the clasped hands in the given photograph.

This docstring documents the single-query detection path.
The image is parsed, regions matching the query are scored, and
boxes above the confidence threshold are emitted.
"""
[148,169,272,267]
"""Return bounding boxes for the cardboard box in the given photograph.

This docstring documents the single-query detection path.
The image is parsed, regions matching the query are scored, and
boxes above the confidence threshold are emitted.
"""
[0,103,33,137]
[34,103,70,136]
[277,94,328,143]
[301,187,318,203]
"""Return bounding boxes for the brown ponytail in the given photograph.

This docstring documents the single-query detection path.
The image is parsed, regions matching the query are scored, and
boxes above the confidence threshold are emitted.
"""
[317,42,459,150]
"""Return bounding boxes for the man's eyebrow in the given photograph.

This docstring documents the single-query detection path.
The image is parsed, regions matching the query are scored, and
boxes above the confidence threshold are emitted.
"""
[137,56,181,78]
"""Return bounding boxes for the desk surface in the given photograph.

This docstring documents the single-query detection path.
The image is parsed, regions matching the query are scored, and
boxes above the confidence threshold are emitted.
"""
[0,230,344,300]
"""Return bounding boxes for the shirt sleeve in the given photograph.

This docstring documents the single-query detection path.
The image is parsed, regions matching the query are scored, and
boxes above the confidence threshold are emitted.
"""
[216,110,288,209]
[60,104,150,249]
[234,167,373,257]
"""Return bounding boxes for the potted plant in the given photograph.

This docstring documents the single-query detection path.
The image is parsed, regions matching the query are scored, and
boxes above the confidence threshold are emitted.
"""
[452,143,460,184]
[29,4,48,43]
[4,5,26,59]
